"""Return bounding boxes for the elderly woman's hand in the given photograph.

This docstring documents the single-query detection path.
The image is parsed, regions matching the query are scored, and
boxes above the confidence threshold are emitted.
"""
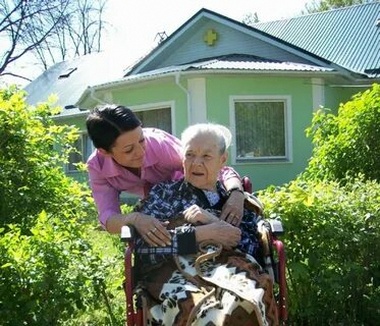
[220,191,245,226]
[196,221,241,249]
[133,213,171,247]
[183,204,219,224]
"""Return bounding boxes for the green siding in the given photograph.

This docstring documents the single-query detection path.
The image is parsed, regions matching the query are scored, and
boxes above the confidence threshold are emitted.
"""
[205,75,314,190]
[56,74,362,191]
[325,85,373,114]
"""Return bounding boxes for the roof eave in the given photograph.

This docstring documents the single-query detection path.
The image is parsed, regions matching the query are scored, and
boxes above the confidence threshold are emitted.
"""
[78,68,339,100]
[52,110,89,121]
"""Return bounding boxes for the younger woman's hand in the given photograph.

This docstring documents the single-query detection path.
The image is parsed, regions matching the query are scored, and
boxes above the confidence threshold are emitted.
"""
[220,191,245,226]
[134,213,171,247]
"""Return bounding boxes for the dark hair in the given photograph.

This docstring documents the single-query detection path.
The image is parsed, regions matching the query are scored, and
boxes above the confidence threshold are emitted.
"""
[86,104,142,151]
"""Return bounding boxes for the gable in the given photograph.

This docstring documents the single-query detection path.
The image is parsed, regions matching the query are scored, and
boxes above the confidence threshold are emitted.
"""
[127,9,334,77]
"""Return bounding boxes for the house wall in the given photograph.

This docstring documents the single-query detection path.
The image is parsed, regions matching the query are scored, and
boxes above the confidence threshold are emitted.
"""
[203,74,314,189]
[61,73,365,191]
[325,85,371,114]
[54,113,90,183]
[94,74,317,190]
[80,78,190,137]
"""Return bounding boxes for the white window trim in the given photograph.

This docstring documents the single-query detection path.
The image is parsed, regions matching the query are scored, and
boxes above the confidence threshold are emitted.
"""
[229,95,293,164]
[130,101,176,135]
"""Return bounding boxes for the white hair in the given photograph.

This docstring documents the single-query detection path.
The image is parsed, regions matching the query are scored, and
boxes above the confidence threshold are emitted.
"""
[181,123,232,154]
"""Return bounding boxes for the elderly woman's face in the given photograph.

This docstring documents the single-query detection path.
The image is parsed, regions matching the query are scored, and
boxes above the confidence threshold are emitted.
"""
[183,134,227,190]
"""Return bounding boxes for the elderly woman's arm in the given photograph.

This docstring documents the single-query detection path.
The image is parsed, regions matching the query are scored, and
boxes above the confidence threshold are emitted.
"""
[136,220,241,265]
[195,222,241,249]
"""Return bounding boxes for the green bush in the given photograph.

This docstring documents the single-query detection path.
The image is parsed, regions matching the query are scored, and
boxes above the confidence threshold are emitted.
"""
[0,87,84,230]
[0,87,125,325]
[305,83,380,182]
[260,177,380,325]
[258,84,380,325]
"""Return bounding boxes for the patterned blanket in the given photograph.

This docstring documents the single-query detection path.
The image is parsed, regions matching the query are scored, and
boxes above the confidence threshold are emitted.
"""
[137,245,279,326]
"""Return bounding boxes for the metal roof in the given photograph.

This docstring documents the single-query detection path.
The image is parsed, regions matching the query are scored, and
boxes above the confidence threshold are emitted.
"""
[89,54,334,92]
[193,54,333,72]
[254,2,380,78]
[24,51,128,108]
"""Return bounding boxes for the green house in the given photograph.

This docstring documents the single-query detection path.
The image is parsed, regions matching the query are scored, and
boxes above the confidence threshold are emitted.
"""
[25,3,380,190]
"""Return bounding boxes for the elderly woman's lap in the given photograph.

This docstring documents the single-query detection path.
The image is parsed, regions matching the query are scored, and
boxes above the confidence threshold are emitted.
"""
[138,250,278,326]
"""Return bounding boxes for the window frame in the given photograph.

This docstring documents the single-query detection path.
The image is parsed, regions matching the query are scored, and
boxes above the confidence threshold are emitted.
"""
[229,95,292,164]
[130,101,175,135]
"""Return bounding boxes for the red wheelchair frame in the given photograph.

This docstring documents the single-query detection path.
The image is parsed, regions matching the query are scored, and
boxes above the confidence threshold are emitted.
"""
[121,177,288,325]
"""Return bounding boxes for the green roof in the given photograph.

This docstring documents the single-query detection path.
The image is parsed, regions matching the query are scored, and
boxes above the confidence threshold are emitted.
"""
[254,2,380,78]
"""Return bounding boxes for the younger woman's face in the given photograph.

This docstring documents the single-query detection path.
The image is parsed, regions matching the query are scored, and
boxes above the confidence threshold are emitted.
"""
[101,126,146,168]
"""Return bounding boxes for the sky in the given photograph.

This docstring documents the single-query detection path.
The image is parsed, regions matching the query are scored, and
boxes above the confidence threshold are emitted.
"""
[105,0,310,62]
[1,0,311,86]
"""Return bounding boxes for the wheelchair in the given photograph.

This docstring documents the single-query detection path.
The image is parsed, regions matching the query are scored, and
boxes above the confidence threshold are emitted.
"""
[121,177,288,325]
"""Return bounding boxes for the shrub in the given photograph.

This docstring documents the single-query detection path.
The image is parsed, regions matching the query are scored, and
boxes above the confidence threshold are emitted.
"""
[260,176,380,325]
[0,87,125,325]
[0,87,84,230]
[305,83,380,182]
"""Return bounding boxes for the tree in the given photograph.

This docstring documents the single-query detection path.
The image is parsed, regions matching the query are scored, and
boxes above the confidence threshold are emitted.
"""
[242,12,259,25]
[260,177,380,325]
[32,0,108,70]
[0,0,108,83]
[0,86,82,229]
[305,0,375,13]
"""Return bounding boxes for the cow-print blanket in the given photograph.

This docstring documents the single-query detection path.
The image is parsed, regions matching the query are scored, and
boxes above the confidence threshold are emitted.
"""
[137,246,279,326]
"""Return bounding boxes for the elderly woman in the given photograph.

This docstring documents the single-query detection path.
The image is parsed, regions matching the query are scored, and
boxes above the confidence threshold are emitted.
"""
[134,123,278,326]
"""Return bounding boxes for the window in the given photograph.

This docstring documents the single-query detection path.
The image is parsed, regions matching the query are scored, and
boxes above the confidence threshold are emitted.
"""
[67,133,93,172]
[135,107,172,133]
[233,98,290,162]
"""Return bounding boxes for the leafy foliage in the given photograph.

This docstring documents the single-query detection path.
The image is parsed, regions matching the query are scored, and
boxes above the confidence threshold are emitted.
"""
[305,83,380,182]
[260,177,380,325]
[0,87,81,230]
[258,83,380,325]
[0,87,124,325]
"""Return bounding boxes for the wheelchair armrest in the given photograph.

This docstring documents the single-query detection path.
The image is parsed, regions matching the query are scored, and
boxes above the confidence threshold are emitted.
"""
[120,225,139,325]
[268,218,285,236]
[121,225,135,242]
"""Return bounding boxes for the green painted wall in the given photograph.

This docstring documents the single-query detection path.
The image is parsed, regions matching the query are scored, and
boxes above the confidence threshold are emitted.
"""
[52,114,90,183]
[205,75,314,189]
[90,79,189,137]
[56,74,361,191]
[325,85,373,114]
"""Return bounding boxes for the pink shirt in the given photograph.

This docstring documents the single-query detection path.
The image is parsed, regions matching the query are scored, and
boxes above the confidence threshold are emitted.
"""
[87,128,184,228]
[87,128,240,228]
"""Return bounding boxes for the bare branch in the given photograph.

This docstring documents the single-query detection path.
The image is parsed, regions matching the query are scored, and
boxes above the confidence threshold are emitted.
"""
[1,0,108,78]
[1,71,32,82]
